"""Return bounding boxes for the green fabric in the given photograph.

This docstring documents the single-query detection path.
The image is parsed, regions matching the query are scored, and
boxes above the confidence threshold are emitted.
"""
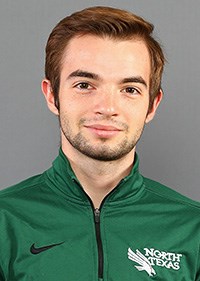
[0,148,200,280]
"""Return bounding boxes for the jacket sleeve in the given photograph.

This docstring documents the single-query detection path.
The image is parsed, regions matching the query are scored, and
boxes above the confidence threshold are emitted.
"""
[196,266,200,280]
[0,268,5,281]
[0,216,6,280]
[195,244,200,281]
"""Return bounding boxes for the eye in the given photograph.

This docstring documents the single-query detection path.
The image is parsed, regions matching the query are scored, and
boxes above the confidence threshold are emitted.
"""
[122,87,140,95]
[75,82,93,90]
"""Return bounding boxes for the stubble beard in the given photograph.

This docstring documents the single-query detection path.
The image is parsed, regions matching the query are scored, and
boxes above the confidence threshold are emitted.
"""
[59,116,145,162]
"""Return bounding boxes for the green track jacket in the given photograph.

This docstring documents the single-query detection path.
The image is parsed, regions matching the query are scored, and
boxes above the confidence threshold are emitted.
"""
[0,149,200,280]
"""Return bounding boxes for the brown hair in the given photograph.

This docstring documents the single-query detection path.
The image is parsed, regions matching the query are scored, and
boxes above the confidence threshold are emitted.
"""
[45,6,165,110]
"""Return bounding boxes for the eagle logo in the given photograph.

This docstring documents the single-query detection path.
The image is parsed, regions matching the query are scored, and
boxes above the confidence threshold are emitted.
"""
[128,247,156,277]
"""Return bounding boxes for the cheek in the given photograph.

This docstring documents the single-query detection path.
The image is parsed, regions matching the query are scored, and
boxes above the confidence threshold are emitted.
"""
[125,103,149,126]
[59,91,91,112]
[59,97,77,113]
[59,101,88,123]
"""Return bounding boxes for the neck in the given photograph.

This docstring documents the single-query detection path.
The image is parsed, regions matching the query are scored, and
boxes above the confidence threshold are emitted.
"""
[62,142,135,208]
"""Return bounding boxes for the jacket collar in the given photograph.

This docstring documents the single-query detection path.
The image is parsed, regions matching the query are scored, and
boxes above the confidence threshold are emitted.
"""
[45,148,144,206]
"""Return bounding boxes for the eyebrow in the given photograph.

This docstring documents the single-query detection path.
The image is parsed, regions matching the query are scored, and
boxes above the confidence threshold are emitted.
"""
[120,77,148,88]
[67,70,101,81]
[67,69,148,88]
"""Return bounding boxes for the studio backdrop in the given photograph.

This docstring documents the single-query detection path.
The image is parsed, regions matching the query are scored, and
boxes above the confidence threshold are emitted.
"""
[0,0,200,200]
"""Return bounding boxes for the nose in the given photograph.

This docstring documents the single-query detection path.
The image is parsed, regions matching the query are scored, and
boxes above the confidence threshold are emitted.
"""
[94,88,119,117]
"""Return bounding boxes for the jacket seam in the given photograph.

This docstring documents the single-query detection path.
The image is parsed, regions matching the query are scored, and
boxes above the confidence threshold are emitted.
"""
[144,184,200,211]
[0,177,45,199]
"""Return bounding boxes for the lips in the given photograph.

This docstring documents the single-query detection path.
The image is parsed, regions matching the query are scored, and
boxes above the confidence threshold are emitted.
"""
[84,124,122,138]
[85,124,121,131]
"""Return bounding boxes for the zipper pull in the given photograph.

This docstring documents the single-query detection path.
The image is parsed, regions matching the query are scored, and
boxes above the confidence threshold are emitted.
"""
[94,208,100,223]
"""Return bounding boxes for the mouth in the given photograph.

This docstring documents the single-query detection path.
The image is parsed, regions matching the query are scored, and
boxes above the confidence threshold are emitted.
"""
[84,124,122,138]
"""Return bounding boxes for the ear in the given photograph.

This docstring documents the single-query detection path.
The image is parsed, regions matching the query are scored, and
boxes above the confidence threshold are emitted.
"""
[41,79,59,115]
[145,90,163,123]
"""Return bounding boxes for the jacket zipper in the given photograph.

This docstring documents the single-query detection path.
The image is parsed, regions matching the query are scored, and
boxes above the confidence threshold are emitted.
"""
[72,178,124,279]
[93,180,124,278]
[94,208,103,279]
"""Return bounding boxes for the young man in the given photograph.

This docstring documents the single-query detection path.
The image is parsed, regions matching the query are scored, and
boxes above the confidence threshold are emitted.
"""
[0,6,199,280]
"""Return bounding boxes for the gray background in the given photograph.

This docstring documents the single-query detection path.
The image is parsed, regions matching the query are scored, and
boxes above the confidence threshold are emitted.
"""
[0,0,200,201]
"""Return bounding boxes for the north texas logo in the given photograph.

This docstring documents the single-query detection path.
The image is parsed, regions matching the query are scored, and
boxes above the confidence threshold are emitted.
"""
[128,248,156,276]
[128,247,183,277]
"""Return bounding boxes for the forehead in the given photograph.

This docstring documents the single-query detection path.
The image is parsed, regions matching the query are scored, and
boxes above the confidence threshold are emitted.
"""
[61,35,151,83]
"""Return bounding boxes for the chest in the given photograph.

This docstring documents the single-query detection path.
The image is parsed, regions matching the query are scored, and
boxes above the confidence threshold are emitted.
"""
[1,202,198,281]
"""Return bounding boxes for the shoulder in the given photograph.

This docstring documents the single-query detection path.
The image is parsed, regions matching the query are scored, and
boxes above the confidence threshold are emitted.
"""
[143,176,200,211]
[0,173,45,202]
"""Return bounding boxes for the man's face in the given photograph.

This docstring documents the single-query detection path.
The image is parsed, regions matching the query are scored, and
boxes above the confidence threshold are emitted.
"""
[44,35,161,161]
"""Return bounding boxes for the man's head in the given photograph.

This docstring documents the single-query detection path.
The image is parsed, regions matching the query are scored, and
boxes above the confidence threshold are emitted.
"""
[42,6,164,162]
[44,6,165,111]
